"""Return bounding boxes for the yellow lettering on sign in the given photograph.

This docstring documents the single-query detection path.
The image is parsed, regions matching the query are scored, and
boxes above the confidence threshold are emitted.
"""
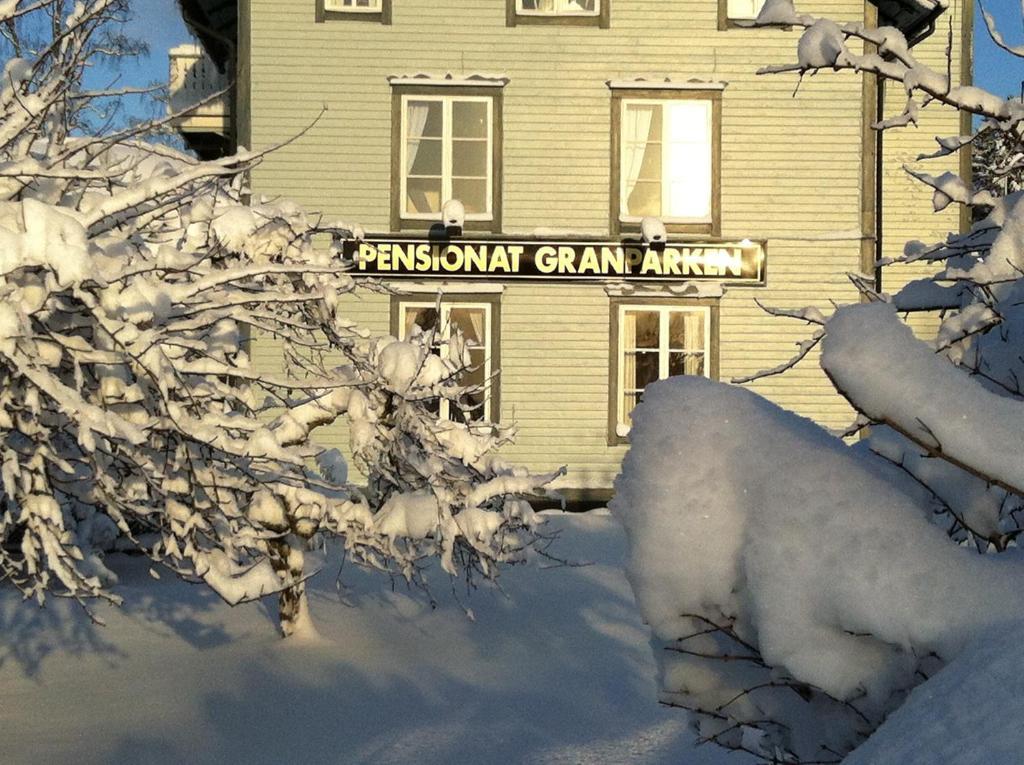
[663,248,683,276]
[641,250,662,275]
[625,247,643,272]
[508,245,523,272]
[578,247,600,274]
[464,244,486,273]
[709,248,743,277]
[442,245,463,271]
[393,244,414,272]
[491,245,511,272]
[536,246,558,273]
[415,244,432,270]
[681,248,704,276]
[602,247,625,275]
[357,243,377,270]
[557,246,576,274]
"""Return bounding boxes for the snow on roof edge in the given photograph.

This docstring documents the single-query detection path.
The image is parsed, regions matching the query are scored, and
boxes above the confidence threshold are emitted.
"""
[387,73,510,88]
[169,43,205,56]
[606,78,728,91]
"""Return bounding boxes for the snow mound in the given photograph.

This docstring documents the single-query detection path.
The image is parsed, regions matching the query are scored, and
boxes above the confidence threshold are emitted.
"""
[611,377,1024,759]
[844,620,1024,765]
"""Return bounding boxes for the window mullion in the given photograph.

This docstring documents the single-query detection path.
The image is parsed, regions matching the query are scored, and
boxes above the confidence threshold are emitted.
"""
[659,310,670,379]
[661,104,671,219]
[442,98,453,205]
[486,98,494,216]
[440,302,451,419]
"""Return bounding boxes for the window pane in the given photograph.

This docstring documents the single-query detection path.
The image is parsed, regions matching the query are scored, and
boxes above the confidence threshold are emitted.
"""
[669,352,705,377]
[623,103,660,142]
[520,0,597,13]
[405,100,443,215]
[453,101,488,138]
[404,307,440,338]
[406,100,442,139]
[727,0,763,19]
[452,140,488,178]
[449,308,487,347]
[622,104,662,218]
[407,137,442,176]
[458,334,489,423]
[406,177,442,214]
[628,351,659,390]
[627,181,661,218]
[624,310,659,349]
[665,101,713,220]
[669,311,705,350]
[667,175,711,219]
[452,178,488,214]
[666,101,710,144]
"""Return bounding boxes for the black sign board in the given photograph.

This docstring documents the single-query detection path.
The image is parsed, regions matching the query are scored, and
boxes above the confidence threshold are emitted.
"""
[344,238,766,284]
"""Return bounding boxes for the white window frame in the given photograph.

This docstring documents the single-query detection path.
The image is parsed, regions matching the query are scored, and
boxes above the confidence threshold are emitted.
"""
[615,303,711,430]
[398,300,495,422]
[618,98,714,226]
[726,0,765,21]
[517,0,600,16]
[399,94,494,222]
[324,0,381,11]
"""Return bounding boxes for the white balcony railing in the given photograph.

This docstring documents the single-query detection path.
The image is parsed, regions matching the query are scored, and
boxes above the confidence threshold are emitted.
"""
[168,44,230,135]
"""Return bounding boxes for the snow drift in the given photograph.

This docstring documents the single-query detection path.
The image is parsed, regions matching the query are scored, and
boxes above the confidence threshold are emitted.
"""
[612,377,1024,759]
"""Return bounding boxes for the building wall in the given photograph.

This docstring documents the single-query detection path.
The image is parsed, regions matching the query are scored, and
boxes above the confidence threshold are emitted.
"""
[242,0,966,489]
[879,0,971,339]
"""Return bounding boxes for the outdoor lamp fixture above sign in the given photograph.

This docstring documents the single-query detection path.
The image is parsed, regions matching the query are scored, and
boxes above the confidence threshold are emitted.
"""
[442,199,465,237]
[641,216,667,251]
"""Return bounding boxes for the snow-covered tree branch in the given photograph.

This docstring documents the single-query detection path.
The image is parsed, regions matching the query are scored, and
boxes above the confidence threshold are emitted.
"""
[0,0,559,638]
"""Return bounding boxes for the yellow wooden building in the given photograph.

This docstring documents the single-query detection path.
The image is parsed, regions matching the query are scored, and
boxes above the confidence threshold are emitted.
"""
[172,0,971,500]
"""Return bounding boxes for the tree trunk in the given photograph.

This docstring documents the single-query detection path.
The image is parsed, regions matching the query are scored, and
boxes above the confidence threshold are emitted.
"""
[269,535,308,638]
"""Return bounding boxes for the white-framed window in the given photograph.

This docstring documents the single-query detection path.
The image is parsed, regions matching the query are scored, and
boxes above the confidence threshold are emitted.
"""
[726,0,765,20]
[400,95,494,221]
[518,0,599,15]
[619,98,714,224]
[398,301,494,423]
[615,304,710,431]
[324,0,381,10]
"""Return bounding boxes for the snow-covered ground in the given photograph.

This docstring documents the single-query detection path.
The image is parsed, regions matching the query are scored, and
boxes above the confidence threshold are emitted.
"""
[843,620,1024,765]
[0,511,739,765]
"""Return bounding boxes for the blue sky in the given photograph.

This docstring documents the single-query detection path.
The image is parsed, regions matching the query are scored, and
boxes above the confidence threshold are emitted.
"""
[119,0,1020,118]
[974,0,1022,98]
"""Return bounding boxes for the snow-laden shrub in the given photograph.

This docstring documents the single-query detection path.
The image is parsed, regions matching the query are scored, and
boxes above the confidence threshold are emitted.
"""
[613,2,1024,761]
[0,0,559,637]
[614,378,1024,760]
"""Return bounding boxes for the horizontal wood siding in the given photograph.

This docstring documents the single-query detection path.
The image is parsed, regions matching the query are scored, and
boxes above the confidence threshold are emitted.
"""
[879,0,966,339]
[244,0,965,488]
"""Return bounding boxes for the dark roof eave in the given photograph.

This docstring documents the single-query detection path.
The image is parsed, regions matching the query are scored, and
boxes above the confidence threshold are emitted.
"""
[173,0,944,70]
[870,0,946,44]
[177,0,237,70]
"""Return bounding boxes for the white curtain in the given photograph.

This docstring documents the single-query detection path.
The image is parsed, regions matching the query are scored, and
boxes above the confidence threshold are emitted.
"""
[683,311,704,375]
[622,105,654,212]
[405,102,430,175]
[467,309,485,348]
[621,311,637,422]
